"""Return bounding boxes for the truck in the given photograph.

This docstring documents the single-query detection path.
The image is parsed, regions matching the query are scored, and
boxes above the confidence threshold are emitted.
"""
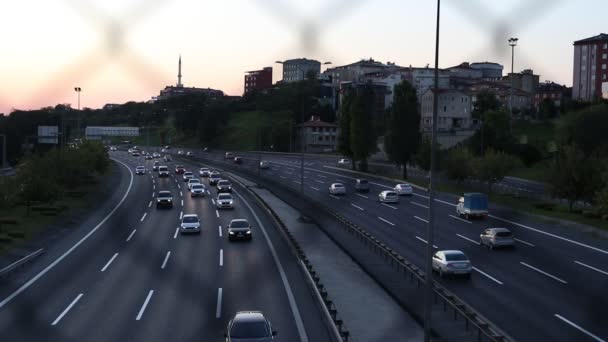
[456,192,488,220]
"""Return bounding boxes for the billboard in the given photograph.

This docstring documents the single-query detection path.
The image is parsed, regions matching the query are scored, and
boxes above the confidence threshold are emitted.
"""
[85,126,140,140]
[38,126,59,144]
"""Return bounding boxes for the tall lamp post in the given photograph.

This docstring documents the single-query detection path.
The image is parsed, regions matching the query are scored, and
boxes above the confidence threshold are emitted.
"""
[74,87,82,140]
[424,1,441,341]
[0,134,6,169]
[508,37,518,131]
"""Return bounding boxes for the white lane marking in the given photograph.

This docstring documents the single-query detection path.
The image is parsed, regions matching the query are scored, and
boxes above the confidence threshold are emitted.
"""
[329,194,340,199]
[100,253,119,272]
[51,293,83,326]
[378,217,395,226]
[356,193,368,199]
[514,238,535,247]
[212,199,216,205]
[152,185,155,190]
[304,171,310,174]
[280,176,287,179]
[520,262,568,284]
[310,186,320,191]
[415,236,438,248]
[148,201,152,208]
[414,216,428,223]
[207,190,211,195]
[0,158,135,310]
[215,288,223,318]
[173,227,179,239]
[180,191,183,197]
[234,189,310,342]
[152,192,154,198]
[381,203,398,210]
[126,229,136,242]
[472,267,503,285]
[456,234,480,245]
[179,211,183,220]
[351,203,364,211]
[449,214,471,224]
[181,199,184,207]
[177,184,181,189]
[218,225,222,237]
[161,251,171,269]
[219,249,223,267]
[216,210,220,218]
[413,193,430,199]
[555,314,605,342]
[140,213,147,222]
[314,180,324,184]
[293,180,301,184]
[136,290,154,321]
[574,261,608,276]
[410,201,429,209]
[318,175,327,178]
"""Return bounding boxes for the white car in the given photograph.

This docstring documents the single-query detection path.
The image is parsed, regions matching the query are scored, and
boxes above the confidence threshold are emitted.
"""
[187,178,201,190]
[259,161,270,169]
[161,148,168,153]
[329,183,346,195]
[186,151,194,157]
[109,146,117,151]
[216,193,234,209]
[394,183,413,196]
[190,184,205,197]
[177,150,184,156]
[337,158,350,166]
[135,166,146,175]
[180,214,201,234]
[199,168,211,177]
[432,250,472,278]
[183,171,194,182]
[378,190,399,203]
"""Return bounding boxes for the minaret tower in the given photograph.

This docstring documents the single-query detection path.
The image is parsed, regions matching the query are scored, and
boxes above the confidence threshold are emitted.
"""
[177,54,183,88]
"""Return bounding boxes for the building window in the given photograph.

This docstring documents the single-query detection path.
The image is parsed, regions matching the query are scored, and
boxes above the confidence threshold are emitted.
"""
[603,53,607,59]
[443,106,447,112]
[603,64,607,70]
[604,43,608,49]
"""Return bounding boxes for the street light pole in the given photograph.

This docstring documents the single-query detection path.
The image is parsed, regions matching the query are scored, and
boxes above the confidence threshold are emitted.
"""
[0,134,6,169]
[508,38,518,132]
[424,1,440,341]
[74,87,82,140]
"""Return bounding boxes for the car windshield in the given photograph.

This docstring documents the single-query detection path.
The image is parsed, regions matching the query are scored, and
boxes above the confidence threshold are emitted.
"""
[358,180,368,184]
[334,184,344,188]
[189,179,200,183]
[182,216,198,223]
[218,181,230,185]
[184,172,192,175]
[192,185,203,190]
[219,194,232,200]
[445,253,468,262]
[230,321,269,338]
[385,192,397,197]
[231,220,249,228]
[158,192,171,198]
[159,167,167,171]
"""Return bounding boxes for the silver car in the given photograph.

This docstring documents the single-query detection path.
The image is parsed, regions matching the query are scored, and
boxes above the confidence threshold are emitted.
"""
[135,166,146,175]
[394,183,413,196]
[180,214,201,234]
[225,311,276,341]
[329,183,346,195]
[378,190,399,203]
[216,193,234,209]
[259,161,270,169]
[432,250,472,278]
[480,228,515,249]
[190,184,205,197]
[187,178,201,190]
[183,171,194,182]
[199,167,211,177]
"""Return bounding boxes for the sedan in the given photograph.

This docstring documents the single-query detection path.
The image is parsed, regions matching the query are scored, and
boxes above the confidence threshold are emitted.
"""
[180,214,201,234]
[135,166,146,175]
[183,171,194,182]
[145,155,153,160]
[152,161,160,171]
[109,146,117,151]
[225,311,276,342]
[432,250,472,278]
[337,158,350,166]
[164,155,172,162]
[480,228,515,249]
[217,179,232,193]
[395,183,413,196]
[175,165,185,174]
[233,157,243,164]
[190,184,205,197]
[378,190,399,203]
[199,167,211,177]
[187,178,201,190]
[259,161,270,169]
[216,193,234,209]
[329,183,346,195]
[209,173,221,185]
[177,150,184,156]
[228,219,252,241]
[186,151,194,157]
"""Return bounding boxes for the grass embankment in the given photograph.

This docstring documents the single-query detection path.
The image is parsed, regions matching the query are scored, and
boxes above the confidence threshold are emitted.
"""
[508,119,557,183]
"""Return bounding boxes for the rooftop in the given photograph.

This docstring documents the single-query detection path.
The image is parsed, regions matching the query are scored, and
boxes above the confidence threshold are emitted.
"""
[574,33,608,45]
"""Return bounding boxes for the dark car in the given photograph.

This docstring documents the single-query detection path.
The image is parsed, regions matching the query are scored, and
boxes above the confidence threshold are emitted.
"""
[175,165,185,174]
[228,219,252,241]
[156,191,173,209]
[209,173,221,186]
[217,179,232,193]
[225,311,276,342]
[355,179,370,193]
[233,157,243,164]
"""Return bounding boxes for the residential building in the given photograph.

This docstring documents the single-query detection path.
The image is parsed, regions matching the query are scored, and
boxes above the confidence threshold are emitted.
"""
[420,89,473,132]
[402,67,451,97]
[468,81,532,112]
[504,69,540,93]
[533,82,570,109]
[470,62,504,80]
[447,62,483,79]
[324,58,402,87]
[295,115,338,153]
[282,58,321,82]
[573,33,608,100]
[244,67,272,94]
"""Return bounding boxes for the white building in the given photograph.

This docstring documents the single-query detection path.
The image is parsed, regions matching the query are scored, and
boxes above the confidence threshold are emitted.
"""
[403,67,451,98]
[282,58,321,82]
[420,89,473,132]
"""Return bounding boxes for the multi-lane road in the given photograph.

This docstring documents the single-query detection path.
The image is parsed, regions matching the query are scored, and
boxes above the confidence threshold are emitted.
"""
[0,151,332,342]
[173,148,608,342]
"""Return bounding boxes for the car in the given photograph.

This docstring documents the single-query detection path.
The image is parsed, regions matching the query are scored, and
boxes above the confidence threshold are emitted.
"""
[158,166,170,177]
[202,147,209,152]
[329,183,346,195]
[225,152,234,159]
[337,158,350,166]
[233,157,243,164]
[152,161,160,171]
[164,145,171,149]
[228,219,252,241]
[161,149,167,153]
[190,184,205,197]
[180,214,201,234]
[432,250,472,278]
[164,155,172,162]
[175,165,185,174]
[355,179,370,192]
[156,191,173,209]
[216,193,234,209]
[109,146,117,151]
[187,178,201,190]
[135,166,146,175]
[217,179,232,192]
[259,161,269,169]
[153,152,161,158]
[378,190,399,203]
[177,150,184,156]
[128,148,134,153]
[183,171,194,182]
[145,155,153,160]
[480,228,515,249]
[186,151,194,157]
[131,152,140,157]
[209,173,221,185]
[395,183,413,196]
[225,311,276,341]
[199,167,211,177]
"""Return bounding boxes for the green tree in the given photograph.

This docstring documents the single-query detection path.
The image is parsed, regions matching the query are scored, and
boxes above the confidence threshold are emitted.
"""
[414,136,442,172]
[472,149,519,193]
[558,104,608,157]
[469,110,515,155]
[472,89,501,119]
[349,84,376,171]
[538,98,557,120]
[384,81,420,178]
[17,155,60,216]
[444,146,473,184]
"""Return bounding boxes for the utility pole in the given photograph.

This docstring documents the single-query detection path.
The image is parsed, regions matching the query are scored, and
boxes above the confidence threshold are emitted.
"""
[0,134,6,169]
[424,1,440,341]
[258,127,262,177]
[508,37,518,133]
[74,87,82,140]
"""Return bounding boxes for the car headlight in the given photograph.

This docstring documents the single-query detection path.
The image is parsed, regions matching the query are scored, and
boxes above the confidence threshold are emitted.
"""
[246,231,251,234]
[229,231,235,235]
[168,198,172,202]
[228,186,232,189]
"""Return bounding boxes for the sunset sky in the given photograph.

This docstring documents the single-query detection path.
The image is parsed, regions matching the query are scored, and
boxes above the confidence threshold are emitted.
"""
[0,0,606,114]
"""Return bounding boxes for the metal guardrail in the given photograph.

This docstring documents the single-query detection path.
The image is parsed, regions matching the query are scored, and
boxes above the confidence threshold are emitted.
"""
[0,248,44,277]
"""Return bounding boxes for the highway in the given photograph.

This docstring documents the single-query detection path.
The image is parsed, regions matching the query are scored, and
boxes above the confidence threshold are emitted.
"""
[173,148,608,342]
[0,151,332,342]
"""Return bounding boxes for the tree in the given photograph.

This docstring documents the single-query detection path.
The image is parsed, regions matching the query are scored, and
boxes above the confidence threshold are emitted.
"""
[413,136,442,172]
[384,81,420,178]
[472,149,519,193]
[469,110,515,155]
[337,89,354,165]
[472,89,501,119]
[444,146,473,184]
[349,84,376,171]
[558,104,608,157]
[538,98,557,120]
